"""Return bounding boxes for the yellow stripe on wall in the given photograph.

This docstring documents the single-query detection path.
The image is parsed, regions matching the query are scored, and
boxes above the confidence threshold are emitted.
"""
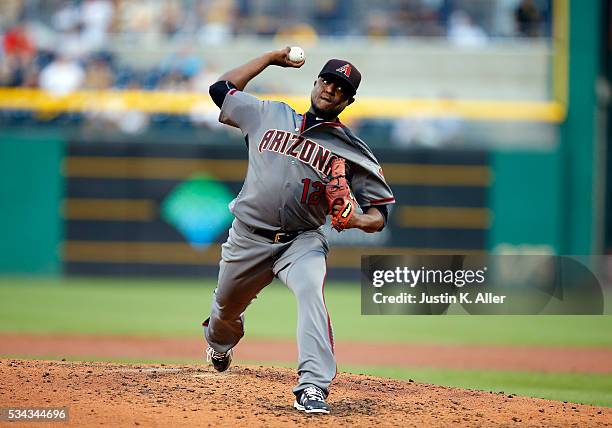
[63,241,484,268]
[382,164,490,186]
[64,241,223,265]
[65,156,490,186]
[340,98,565,123]
[327,246,484,267]
[63,198,157,221]
[398,206,490,229]
[0,88,565,122]
[65,156,248,180]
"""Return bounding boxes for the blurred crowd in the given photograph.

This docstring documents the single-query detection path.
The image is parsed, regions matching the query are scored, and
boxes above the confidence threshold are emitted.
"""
[0,0,220,95]
[0,0,550,144]
[0,0,550,94]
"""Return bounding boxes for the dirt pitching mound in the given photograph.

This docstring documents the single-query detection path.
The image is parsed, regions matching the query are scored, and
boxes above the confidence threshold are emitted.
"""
[1,359,611,427]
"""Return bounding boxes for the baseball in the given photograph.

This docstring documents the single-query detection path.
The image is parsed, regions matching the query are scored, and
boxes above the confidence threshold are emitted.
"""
[288,46,305,63]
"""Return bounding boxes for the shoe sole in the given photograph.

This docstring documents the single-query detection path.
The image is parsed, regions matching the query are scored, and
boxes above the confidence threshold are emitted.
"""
[206,348,232,372]
[293,400,330,414]
[212,363,231,372]
[211,358,231,372]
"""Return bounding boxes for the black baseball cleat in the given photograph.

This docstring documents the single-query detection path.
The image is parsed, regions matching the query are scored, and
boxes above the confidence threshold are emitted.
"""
[206,347,232,372]
[293,386,331,414]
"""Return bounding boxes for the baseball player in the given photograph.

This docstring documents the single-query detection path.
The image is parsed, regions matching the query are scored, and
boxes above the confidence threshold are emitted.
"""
[202,47,395,414]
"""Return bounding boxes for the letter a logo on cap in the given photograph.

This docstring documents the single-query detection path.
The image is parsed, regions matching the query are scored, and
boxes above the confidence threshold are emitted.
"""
[336,63,351,77]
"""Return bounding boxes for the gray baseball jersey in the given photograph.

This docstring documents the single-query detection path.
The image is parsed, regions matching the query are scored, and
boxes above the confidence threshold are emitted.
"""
[219,89,395,231]
[204,88,394,398]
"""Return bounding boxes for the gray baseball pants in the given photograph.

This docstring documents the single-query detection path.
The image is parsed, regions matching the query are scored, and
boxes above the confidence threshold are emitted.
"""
[204,218,336,396]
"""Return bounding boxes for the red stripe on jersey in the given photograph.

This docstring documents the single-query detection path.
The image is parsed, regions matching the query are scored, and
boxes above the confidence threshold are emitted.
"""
[368,197,395,205]
[321,267,338,380]
[299,114,306,133]
[322,122,343,128]
[321,270,335,355]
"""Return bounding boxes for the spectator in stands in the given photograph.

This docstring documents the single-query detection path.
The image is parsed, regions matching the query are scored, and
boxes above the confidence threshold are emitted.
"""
[83,55,113,89]
[81,0,114,49]
[447,10,487,47]
[117,0,157,36]
[312,0,347,36]
[189,64,219,93]
[514,0,541,37]
[0,57,28,87]
[0,58,16,86]
[58,23,91,59]
[161,0,183,38]
[38,52,85,96]
[274,23,318,45]
[394,0,444,37]
[51,1,81,33]
[158,69,189,91]
[162,47,203,80]
[366,11,392,38]
[0,0,24,30]
[1,21,36,87]
[3,22,35,61]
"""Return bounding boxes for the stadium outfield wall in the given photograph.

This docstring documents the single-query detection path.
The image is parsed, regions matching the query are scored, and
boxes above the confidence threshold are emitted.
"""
[0,129,564,278]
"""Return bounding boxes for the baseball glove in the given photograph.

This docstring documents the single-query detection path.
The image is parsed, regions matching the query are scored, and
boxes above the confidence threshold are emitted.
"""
[325,158,356,231]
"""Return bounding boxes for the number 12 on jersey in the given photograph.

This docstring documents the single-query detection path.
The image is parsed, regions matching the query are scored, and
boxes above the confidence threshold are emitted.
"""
[300,178,325,206]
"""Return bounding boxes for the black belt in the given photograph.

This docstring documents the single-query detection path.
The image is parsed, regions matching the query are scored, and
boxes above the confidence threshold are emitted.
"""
[253,228,304,243]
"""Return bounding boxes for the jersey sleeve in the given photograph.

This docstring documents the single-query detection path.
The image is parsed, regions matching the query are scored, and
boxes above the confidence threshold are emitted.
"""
[209,80,236,108]
[350,164,395,211]
[218,88,265,135]
[352,166,394,231]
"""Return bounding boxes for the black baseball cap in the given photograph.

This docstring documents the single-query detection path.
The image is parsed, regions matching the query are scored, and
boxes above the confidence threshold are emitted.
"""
[318,59,361,96]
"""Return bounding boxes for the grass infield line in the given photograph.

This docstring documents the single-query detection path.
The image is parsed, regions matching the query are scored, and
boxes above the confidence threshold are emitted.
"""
[1,278,611,347]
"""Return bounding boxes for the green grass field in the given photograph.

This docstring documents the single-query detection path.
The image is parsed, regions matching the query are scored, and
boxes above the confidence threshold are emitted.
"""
[1,276,611,407]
